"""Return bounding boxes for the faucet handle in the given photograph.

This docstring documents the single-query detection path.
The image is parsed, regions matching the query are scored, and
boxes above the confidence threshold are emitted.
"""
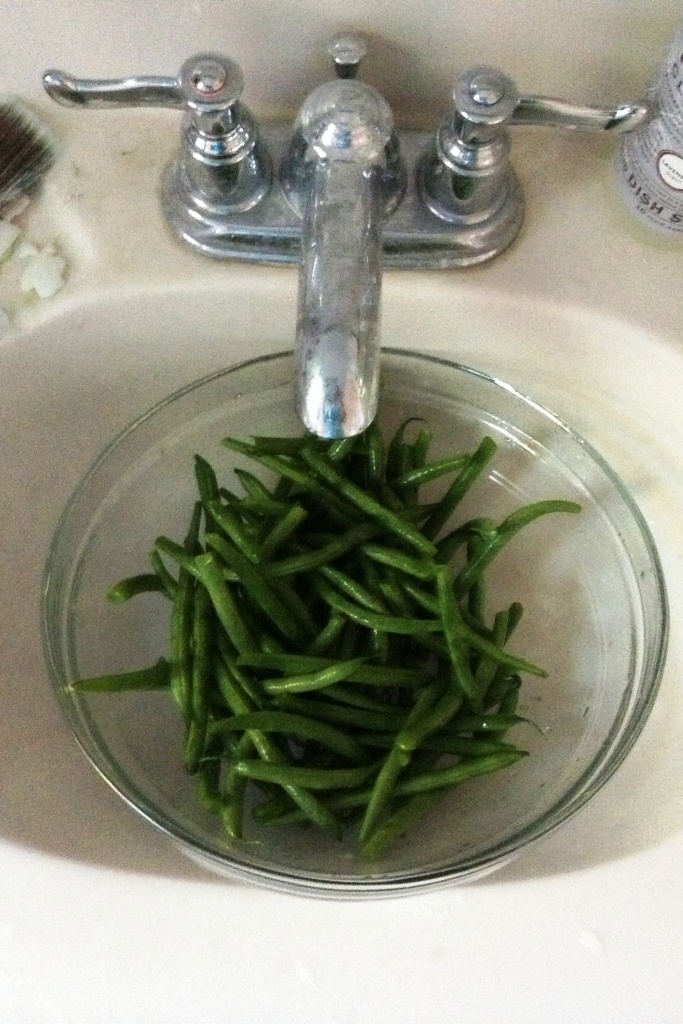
[44,53,271,232]
[44,52,244,114]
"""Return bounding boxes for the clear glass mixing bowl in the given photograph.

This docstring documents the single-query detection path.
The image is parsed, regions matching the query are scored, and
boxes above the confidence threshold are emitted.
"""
[42,350,668,897]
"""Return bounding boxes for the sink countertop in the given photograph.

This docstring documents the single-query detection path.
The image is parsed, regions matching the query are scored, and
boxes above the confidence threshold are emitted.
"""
[1,103,683,1024]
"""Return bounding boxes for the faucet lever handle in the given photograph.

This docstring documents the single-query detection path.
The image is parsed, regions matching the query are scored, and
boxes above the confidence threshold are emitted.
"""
[44,52,271,232]
[449,65,651,136]
[44,53,245,118]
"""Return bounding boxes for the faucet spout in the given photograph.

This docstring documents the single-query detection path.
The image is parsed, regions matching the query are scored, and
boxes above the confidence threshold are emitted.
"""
[286,79,397,438]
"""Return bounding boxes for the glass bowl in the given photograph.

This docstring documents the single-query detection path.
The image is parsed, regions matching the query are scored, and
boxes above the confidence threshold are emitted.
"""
[42,349,668,897]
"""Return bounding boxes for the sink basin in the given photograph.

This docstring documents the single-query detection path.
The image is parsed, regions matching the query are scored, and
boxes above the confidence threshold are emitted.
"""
[1,98,682,1021]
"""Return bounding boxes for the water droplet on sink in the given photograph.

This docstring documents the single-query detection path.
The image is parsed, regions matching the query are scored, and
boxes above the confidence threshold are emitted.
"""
[579,929,604,955]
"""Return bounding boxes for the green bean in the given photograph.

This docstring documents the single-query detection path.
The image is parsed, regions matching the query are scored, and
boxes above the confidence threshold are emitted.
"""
[362,792,443,859]
[106,573,167,604]
[149,549,179,599]
[155,535,195,572]
[435,564,482,710]
[207,534,310,646]
[387,749,528,794]
[474,607,511,698]
[314,576,443,634]
[410,424,432,467]
[274,693,407,732]
[184,584,214,773]
[360,543,435,581]
[258,503,308,559]
[249,435,311,456]
[196,748,223,813]
[386,418,424,480]
[299,444,437,557]
[318,563,388,613]
[237,652,427,688]
[327,436,358,462]
[169,570,194,718]
[209,710,367,761]
[392,453,470,491]
[356,732,519,758]
[221,438,359,527]
[358,680,443,842]
[67,657,171,692]
[365,419,386,486]
[422,436,498,540]
[454,500,582,596]
[435,517,497,565]
[194,454,221,519]
[261,657,367,695]
[205,499,261,564]
[220,731,254,839]
[214,659,341,835]
[307,609,346,654]
[233,759,378,790]
[233,467,280,505]
[259,522,378,579]
[192,552,258,654]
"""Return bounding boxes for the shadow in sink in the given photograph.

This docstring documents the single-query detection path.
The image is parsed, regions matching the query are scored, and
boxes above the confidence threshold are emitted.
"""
[1,288,682,886]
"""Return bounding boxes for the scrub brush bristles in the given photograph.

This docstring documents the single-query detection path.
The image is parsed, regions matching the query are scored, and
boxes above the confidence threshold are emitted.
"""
[0,99,57,212]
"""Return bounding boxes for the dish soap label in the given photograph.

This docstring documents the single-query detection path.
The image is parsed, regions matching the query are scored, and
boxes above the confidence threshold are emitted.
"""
[617,23,683,237]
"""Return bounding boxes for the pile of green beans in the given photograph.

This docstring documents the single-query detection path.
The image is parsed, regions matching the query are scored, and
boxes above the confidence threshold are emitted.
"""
[72,420,580,859]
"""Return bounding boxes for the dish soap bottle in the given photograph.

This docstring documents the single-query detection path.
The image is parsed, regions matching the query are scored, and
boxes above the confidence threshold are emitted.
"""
[617,22,683,238]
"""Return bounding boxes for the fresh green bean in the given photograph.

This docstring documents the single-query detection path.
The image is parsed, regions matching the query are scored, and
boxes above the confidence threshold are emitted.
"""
[106,573,167,604]
[273,693,408,732]
[361,543,435,581]
[233,759,379,790]
[192,552,258,655]
[209,710,367,760]
[362,792,443,859]
[261,657,367,695]
[358,680,443,842]
[314,576,443,634]
[300,444,437,557]
[149,549,179,599]
[422,436,498,540]
[318,563,389,613]
[258,503,308,559]
[207,533,310,646]
[183,583,213,773]
[215,659,341,835]
[392,453,470,491]
[67,657,171,692]
[454,500,582,596]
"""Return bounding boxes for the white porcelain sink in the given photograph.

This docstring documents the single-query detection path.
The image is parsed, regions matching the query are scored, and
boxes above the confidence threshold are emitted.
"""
[2,75,683,1024]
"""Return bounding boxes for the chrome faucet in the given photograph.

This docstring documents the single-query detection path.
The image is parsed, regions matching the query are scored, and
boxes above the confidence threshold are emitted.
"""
[43,37,654,438]
[280,37,405,437]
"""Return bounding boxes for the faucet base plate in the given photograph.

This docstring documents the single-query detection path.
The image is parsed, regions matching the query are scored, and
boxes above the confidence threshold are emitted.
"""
[161,126,524,269]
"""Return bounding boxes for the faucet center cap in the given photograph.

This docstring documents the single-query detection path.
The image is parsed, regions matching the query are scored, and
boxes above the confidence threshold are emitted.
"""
[469,73,505,107]
[192,59,228,95]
